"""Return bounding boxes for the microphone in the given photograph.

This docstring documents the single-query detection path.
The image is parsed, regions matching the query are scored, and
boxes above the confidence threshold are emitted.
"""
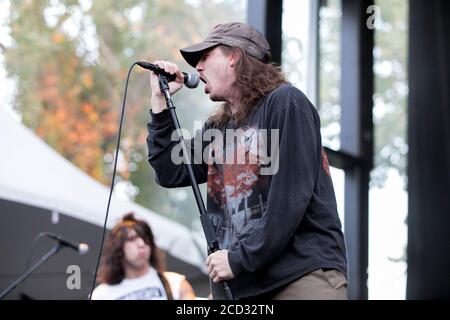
[45,233,90,255]
[136,61,200,89]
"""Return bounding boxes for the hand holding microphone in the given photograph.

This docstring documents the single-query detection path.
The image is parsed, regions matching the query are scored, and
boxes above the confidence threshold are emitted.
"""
[140,60,199,114]
[137,61,199,89]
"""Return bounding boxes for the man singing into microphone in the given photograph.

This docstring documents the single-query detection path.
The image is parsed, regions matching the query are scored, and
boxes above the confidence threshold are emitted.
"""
[146,22,348,300]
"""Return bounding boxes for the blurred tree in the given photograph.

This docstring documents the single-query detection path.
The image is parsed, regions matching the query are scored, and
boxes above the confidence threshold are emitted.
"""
[372,0,408,188]
[4,0,245,228]
[314,0,408,188]
[318,0,342,151]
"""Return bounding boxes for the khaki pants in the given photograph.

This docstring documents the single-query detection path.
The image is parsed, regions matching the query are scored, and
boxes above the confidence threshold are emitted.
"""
[269,268,348,300]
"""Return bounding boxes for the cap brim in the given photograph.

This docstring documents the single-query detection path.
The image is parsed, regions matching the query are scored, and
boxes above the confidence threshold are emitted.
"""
[180,41,219,68]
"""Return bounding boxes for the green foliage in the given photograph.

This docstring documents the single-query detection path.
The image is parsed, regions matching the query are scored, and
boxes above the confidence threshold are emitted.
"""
[372,0,408,188]
[319,0,342,151]
[4,0,245,228]
[315,0,408,188]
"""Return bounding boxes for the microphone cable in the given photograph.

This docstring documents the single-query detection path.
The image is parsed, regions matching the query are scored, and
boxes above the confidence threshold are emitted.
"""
[89,62,139,299]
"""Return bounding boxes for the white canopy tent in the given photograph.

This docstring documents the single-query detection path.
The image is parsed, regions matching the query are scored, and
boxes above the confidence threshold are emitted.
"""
[0,108,207,273]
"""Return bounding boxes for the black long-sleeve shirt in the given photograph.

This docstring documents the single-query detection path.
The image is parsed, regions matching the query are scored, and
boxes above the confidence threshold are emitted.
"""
[147,84,347,299]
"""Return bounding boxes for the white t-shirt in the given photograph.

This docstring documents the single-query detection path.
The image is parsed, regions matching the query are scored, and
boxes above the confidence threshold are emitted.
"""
[91,267,186,300]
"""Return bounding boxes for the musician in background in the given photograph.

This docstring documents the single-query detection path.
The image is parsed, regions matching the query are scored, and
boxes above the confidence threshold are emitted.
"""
[91,213,195,300]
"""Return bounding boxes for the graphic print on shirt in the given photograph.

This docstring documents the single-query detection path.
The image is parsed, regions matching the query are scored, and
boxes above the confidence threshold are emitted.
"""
[207,125,269,249]
[116,287,165,300]
[321,148,331,177]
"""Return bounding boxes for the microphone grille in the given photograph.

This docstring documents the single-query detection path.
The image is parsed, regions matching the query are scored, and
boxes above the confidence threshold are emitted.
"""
[185,73,200,89]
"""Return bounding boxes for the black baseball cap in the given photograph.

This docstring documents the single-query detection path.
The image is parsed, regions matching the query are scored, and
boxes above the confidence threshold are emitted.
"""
[180,22,272,68]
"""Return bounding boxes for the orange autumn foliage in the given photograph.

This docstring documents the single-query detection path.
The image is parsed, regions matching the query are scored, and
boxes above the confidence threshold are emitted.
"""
[34,59,123,184]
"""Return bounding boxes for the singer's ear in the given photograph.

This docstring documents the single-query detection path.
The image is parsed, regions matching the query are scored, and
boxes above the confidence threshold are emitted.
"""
[229,57,237,67]
[228,48,242,67]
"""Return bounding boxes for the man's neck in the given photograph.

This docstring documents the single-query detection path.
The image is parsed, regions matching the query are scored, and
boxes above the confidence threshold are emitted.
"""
[124,263,150,280]
[224,87,241,114]
[227,97,240,114]
[229,104,238,114]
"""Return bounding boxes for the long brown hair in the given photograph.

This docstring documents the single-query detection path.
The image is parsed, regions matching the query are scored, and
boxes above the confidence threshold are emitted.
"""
[97,213,164,285]
[208,46,288,127]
